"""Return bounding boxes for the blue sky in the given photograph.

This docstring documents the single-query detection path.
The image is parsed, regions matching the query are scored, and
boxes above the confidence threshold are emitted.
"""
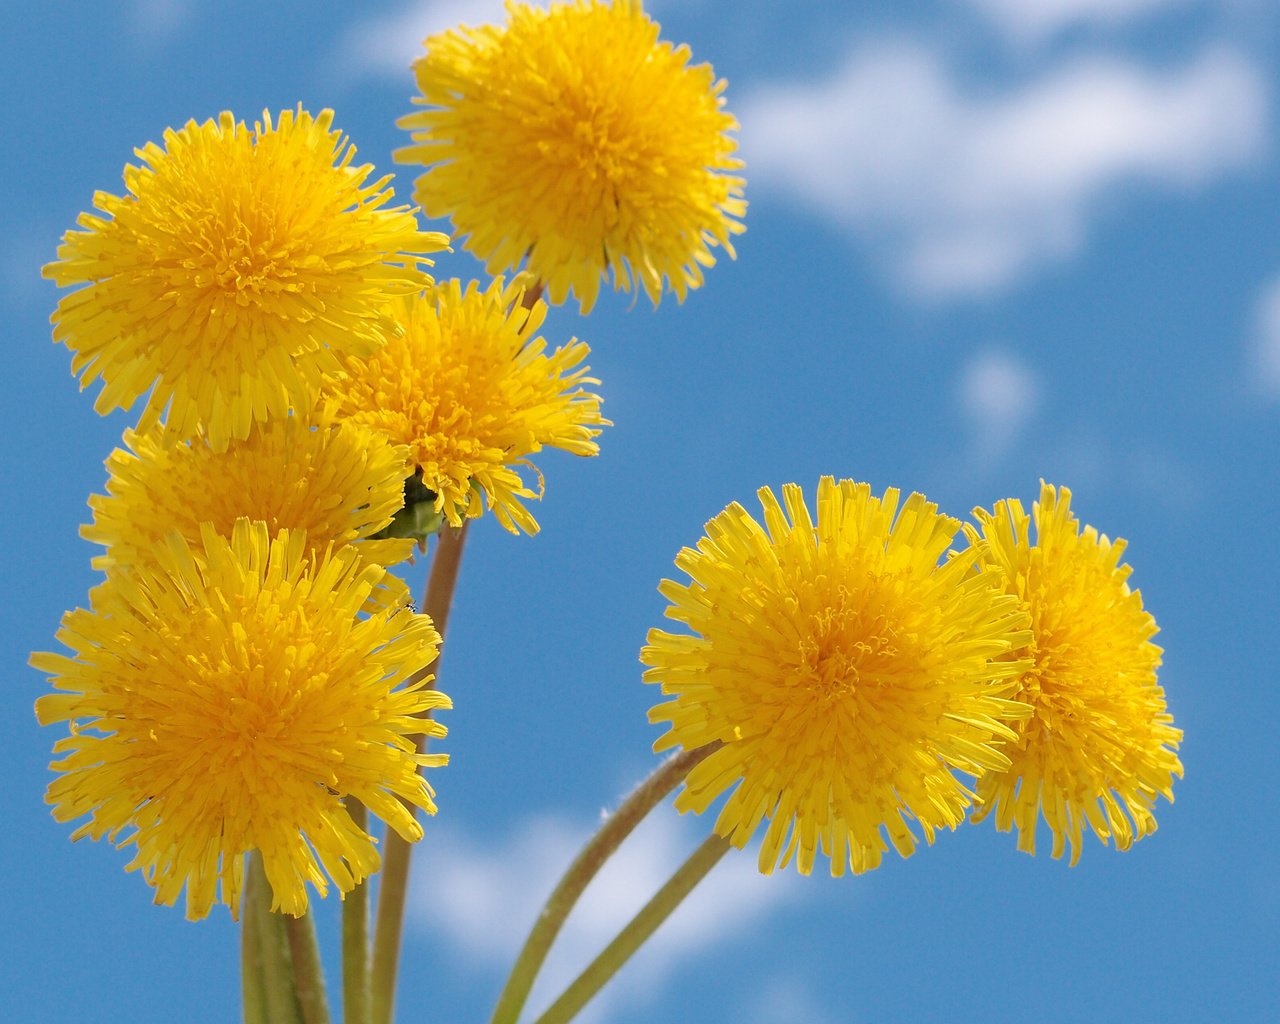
[4,1,1278,1021]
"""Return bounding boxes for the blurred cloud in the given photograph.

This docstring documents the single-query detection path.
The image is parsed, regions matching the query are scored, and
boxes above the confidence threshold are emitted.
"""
[337,0,508,80]
[128,0,195,46]
[957,349,1040,464]
[1013,433,1203,514]
[3,230,56,312]
[1250,274,1280,397]
[742,975,837,1024]
[960,0,1198,44]
[410,804,800,1023]
[1117,444,1202,513]
[742,43,1266,299]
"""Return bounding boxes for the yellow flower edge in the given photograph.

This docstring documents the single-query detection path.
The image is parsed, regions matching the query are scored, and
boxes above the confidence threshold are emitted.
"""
[962,482,1183,864]
[83,415,416,606]
[33,520,449,919]
[46,107,447,451]
[323,276,608,535]
[398,0,745,313]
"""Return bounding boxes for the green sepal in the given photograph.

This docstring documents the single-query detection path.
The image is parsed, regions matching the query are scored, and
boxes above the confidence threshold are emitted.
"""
[373,471,446,544]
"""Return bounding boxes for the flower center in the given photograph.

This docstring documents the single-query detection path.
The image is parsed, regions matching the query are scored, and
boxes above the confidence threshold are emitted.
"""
[535,90,637,204]
[207,222,292,302]
[790,581,905,705]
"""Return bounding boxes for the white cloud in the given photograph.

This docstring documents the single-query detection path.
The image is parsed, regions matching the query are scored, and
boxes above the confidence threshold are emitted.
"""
[742,44,1266,298]
[1250,275,1280,396]
[335,0,679,81]
[337,0,511,79]
[411,805,800,1023]
[961,0,1198,45]
[957,349,1040,463]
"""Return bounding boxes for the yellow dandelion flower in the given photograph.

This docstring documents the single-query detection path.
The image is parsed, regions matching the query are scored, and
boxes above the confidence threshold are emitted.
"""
[398,0,746,313]
[45,107,447,451]
[642,478,1033,876]
[322,277,607,535]
[83,416,416,598]
[32,520,449,920]
[962,483,1183,864]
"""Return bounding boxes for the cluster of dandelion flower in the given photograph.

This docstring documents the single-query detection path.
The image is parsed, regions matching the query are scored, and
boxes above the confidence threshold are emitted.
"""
[33,0,762,1015]
[486,475,1184,1024]
[35,104,465,920]
[643,478,1182,874]
[31,0,1187,1020]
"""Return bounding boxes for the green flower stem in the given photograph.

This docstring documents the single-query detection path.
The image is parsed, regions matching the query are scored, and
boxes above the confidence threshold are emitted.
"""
[246,851,303,1024]
[532,834,732,1024]
[343,800,372,1024]
[241,855,269,1024]
[284,910,331,1024]
[489,744,718,1024]
[371,522,470,1024]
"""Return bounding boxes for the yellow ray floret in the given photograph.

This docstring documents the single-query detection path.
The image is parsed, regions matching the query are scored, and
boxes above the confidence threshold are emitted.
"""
[398,0,746,313]
[961,482,1183,864]
[32,520,449,920]
[83,416,415,600]
[322,277,608,535]
[642,477,1033,876]
[45,107,447,451]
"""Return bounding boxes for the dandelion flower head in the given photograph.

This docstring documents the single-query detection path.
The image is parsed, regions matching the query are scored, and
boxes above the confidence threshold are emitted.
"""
[962,483,1183,864]
[33,520,449,920]
[398,0,746,313]
[322,277,607,535]
[83,416,416,593]
[642,478,1033,876]
[45,107,447,450]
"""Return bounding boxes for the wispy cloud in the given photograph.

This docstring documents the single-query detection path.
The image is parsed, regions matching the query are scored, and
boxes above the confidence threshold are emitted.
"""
[960,0,1199,45]
[957,349,1040,466]
[3,230,56,312]
[742,43,1266,299]
[410,805,801,1023]
[742,975,837,1024]
[1250,275,1280,397]
[336,0,510,80]
[128,0,195,48]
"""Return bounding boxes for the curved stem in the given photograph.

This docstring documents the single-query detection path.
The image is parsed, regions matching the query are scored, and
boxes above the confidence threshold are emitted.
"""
[246,851,303,1024]
[285,911,331,1024]
[343,801,372,1024]
[489,744,718,1024]
[371,522,470,1024]
[533,834,732,1024]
